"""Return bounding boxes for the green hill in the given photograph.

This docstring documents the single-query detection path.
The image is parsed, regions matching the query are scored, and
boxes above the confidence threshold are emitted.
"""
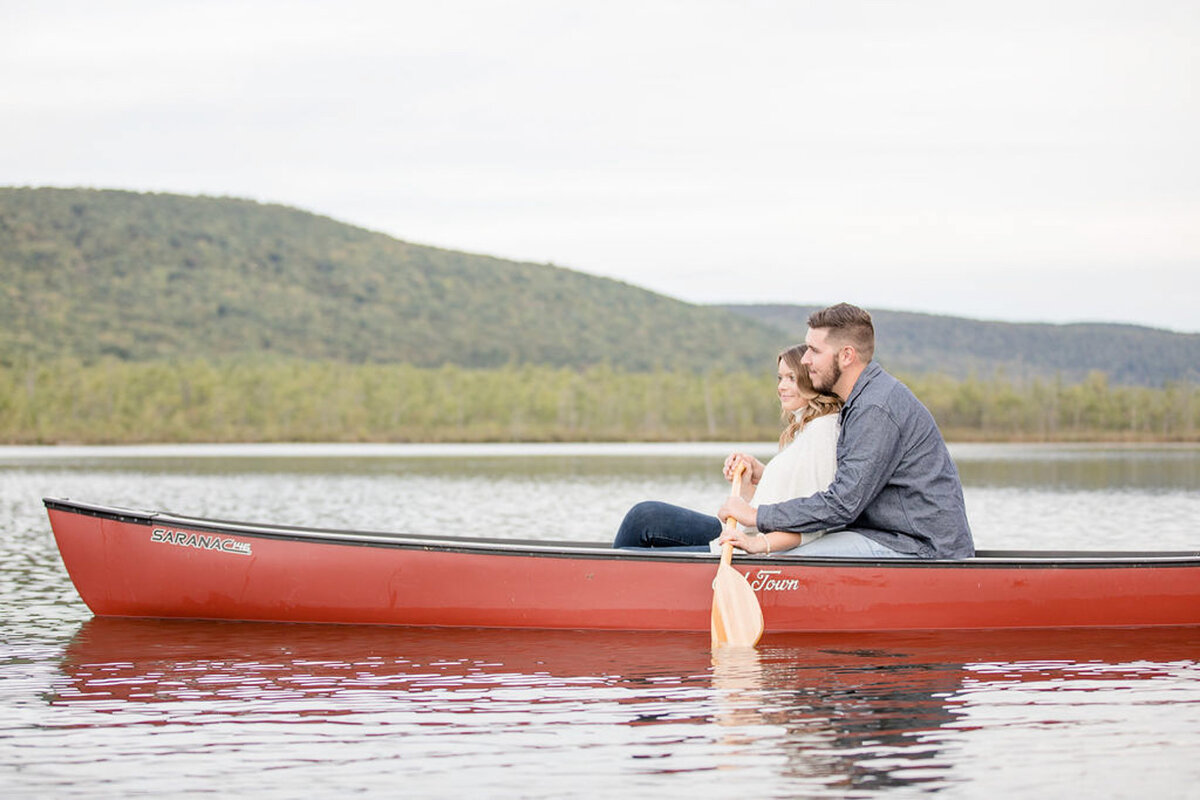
[0,187,783,371]
[2,186,1197,387]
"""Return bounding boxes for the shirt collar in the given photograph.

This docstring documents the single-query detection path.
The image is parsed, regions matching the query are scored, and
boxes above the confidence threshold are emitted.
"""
[842,360,882,410]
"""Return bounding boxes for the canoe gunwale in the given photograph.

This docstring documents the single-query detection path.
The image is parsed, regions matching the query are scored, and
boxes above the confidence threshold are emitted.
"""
[43,496,1200,568]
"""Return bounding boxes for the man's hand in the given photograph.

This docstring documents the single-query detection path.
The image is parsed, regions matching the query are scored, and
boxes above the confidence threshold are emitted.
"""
[717,495,757,529]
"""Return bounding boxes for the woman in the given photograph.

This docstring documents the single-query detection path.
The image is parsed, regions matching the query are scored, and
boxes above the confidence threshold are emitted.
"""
[612,344,842,552]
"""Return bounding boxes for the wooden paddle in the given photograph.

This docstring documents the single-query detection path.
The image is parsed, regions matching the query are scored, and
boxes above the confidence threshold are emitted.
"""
[711,463,764,648]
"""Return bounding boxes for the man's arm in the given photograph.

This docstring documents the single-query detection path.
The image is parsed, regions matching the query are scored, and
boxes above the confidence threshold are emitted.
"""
[754,405,905,533]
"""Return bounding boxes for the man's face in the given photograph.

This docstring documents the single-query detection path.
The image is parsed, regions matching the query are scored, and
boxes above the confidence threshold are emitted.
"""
[801,327,842,394]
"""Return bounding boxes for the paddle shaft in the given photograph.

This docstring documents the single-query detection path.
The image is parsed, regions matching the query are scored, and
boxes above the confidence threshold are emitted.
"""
[719,467,744,567]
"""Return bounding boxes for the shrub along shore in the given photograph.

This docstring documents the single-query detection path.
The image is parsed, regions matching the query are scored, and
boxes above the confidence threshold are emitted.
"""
[2,358,1197,445]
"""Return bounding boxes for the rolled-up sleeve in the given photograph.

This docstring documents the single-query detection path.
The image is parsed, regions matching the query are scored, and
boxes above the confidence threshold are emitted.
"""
[755,404,903,534]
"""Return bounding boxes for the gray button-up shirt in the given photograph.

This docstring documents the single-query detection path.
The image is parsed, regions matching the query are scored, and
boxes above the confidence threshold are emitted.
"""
[756,361,974,558]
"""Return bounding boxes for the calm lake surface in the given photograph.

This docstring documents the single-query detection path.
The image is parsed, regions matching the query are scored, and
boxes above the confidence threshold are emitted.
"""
[2,442,1199,798]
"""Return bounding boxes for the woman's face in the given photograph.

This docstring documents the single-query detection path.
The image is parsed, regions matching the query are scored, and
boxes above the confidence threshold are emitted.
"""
[777,358,806,413]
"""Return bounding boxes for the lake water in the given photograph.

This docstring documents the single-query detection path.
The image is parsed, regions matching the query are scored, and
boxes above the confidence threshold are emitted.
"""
[2,442,1199,797]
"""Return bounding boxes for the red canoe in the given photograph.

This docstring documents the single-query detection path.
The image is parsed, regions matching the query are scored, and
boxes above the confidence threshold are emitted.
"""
[45,497,1200,633]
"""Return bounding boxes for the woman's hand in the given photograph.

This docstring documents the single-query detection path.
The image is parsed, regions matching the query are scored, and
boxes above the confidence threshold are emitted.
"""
[718,525,767,554]
[723,453,764,485]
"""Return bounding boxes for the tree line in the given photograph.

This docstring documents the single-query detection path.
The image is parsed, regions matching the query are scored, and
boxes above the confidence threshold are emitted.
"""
[1,359,1196,445]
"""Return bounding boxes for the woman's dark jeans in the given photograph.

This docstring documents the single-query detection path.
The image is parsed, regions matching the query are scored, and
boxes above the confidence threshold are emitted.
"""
[613,501,722,551]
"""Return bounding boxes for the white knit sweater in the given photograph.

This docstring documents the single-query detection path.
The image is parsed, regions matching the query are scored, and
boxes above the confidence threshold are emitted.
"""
[711,411,839,552]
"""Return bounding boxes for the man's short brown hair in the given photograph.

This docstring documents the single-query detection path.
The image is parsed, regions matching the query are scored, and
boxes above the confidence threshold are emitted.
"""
[807,303,875,362]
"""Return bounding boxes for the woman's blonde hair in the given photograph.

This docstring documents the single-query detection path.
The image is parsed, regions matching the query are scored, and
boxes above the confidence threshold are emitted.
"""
[778,344,843,447]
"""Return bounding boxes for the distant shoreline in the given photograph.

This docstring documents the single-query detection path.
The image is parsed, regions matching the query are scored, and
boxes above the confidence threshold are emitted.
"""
[5,432,1199,447]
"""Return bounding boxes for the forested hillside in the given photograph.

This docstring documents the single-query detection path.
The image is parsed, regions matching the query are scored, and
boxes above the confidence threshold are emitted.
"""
[4,187,1197,386]
[722,306,1200,387]
[2,187,1197,443]
[0,187,782,371]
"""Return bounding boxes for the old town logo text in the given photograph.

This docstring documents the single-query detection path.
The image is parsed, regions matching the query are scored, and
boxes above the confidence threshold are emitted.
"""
[749,570,800,591]
[151,528,253,556]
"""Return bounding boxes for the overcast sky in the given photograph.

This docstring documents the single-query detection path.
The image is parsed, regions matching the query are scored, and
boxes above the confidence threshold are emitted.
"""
[4,0,1198,332]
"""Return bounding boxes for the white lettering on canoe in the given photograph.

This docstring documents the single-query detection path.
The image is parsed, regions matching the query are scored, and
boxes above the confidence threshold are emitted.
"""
[150,528,252,556]
[749,569,799,592]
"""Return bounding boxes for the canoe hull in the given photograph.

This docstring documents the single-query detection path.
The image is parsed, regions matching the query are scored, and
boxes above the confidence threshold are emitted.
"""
[46,499,1200,632]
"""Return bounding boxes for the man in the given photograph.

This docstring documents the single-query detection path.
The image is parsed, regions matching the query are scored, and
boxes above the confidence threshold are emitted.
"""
[718,302,974,559]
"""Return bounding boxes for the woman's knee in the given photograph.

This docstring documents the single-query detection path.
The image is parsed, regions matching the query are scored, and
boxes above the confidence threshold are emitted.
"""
[614,501,667,547]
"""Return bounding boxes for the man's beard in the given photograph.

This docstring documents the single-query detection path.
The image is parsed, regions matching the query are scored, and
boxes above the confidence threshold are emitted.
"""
[812,358,842,394]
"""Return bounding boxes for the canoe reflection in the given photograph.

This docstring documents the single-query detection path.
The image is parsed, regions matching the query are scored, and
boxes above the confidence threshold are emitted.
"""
[57,618,1199,708]
[54,619,1199,792]
[56,618,717,704]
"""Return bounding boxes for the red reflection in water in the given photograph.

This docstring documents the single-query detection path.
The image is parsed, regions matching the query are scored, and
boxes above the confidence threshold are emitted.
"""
[52,619,1200,792]
[55,617,1198,707]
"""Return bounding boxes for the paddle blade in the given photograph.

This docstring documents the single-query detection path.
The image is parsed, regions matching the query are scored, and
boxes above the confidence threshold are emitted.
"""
[710,464,763,649]
[711,561,764,649]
